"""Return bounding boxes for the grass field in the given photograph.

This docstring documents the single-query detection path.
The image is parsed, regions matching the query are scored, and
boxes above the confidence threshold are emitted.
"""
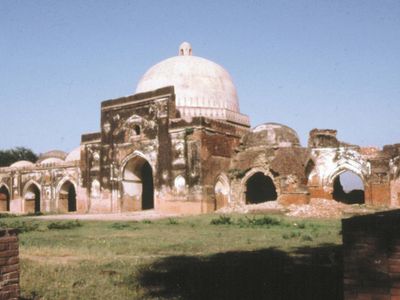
[0,214,343,300]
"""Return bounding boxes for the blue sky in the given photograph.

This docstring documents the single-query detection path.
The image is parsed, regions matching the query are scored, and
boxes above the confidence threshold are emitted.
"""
[1,0,399,154]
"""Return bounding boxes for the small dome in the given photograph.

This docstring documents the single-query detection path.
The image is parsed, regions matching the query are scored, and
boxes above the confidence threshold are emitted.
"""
[135,42,249,127]
[37,150,67,163]
[65,146,81,162]
[39,157,64,165]
[10,160,35,168]
[242,123,301,148]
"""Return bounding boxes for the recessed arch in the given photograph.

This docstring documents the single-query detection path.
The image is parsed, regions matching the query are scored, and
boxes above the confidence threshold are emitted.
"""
[0,184,10,212]
[121,154,154,211]
[332,170,365,204]
[57,179,77,213]
[244,171,277,204]
[23,180,41,214]
[305,159,316,185]
[214,173,230,210]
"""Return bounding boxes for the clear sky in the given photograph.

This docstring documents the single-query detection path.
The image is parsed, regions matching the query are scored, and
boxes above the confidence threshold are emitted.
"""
[1,0,399,154]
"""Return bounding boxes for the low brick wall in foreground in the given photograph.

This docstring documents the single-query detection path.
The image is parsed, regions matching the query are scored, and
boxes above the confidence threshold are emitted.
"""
[0,229,19,300]
[342,210,400,300]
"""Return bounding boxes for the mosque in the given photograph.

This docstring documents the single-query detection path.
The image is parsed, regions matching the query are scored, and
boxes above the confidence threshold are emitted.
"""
[1,42,400,214]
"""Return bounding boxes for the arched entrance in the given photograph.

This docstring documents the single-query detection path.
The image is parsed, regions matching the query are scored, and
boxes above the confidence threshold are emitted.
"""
[121,155,154,211]
[58,180,77,212]
[24,183,41,213]
[332,171,365,204]
[245,172,277,204]
[0,185,10,211]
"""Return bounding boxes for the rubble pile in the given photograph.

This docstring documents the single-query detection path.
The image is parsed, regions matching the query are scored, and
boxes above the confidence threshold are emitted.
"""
[216,198,390,218]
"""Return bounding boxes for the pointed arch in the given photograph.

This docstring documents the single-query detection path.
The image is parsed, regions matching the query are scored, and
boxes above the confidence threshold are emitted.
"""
[120,152,154,211]
[23,180,41,213]
[0,183,10,212]
[331,170,365,204]
[214,173,230,210]
[56,177,77,213]
[240,168,279,204]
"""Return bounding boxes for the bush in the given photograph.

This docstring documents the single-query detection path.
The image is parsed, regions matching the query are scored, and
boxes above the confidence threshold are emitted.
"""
[110,223,130,230]
[167,218,178,225]
[141,220,152,224]
[47,220,82,230]
[210,215,232,225]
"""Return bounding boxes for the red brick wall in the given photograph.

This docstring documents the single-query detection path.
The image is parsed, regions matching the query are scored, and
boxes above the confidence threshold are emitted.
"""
[342,210,400,300]
[0,228,19,300]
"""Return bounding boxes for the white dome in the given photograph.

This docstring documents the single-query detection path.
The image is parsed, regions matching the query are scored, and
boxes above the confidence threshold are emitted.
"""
[10,160,34,168]
[39,157,64,165]
[65,146,81,162]
[136,42,249,126]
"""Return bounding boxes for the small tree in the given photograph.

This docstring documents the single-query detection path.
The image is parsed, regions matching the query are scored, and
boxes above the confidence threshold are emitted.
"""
[0,147,38,167]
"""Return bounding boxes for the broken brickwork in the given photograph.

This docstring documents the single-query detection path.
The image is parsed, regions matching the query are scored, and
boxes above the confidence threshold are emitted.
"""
[0,229,19,300]
[342,210,400,300]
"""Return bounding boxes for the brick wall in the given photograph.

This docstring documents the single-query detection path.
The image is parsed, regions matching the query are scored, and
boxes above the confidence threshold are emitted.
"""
[0,229,19,300]
[342,210,400,300]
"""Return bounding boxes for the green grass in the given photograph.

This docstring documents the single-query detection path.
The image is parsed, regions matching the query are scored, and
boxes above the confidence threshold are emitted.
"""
[0,214,342,299]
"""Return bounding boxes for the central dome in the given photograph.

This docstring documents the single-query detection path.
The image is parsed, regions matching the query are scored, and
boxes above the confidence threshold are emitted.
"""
[136,42,249,127]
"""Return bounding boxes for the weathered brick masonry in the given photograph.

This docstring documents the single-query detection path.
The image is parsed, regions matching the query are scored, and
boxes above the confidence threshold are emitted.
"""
[342,210,400,300]
[0,229,19,300]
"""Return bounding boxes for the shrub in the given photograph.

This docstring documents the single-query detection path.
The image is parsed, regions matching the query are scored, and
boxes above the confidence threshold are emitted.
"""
[210,215,232,225]
[141,220,152,224]
[47,220,82,230]
[110,223,130,230]
[167,218,178,225]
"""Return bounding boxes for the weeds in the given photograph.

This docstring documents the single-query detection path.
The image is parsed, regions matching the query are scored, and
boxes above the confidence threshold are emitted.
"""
[110,223,130,230]
[167,218,179,225]
[47,220,82,230]
[0,220,39,233]
[210,215,232,225]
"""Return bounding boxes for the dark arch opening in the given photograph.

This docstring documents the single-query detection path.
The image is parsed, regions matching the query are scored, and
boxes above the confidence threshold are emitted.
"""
[133,125,141,136]
[0,186,10,211]
[25,184,40,213]
[246,172,277,204]
[304,160,316,185]
[122,156,154,211]
[141,161,154,210]
[59,181,77,212]
[332,171,365,204]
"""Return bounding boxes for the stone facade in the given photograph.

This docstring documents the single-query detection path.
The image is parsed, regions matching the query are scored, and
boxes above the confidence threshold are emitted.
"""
[0,229,19,300]
[0,43,399,215]
[342,210,400,299]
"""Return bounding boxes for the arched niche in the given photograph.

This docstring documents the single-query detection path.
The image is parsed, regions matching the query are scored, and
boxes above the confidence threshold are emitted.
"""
[121,155,154,211]
[0,184,10,212]
[58,179,77,213]
[214,174,230,210]
[23,181,41,214]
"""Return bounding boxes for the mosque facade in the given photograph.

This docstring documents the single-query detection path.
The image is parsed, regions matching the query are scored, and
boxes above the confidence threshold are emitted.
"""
[1,42,400,214]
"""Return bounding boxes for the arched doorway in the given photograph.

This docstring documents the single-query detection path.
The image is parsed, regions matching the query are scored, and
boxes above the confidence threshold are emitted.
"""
[24,183,41,213]
[245,172,277,204]
[122,155,154,211]
[58,180,77,213]
[332,171,365,204]
[0,185,10,211]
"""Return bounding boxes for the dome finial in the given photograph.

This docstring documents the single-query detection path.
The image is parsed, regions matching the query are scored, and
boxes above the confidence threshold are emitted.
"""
[179,41,192,56]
